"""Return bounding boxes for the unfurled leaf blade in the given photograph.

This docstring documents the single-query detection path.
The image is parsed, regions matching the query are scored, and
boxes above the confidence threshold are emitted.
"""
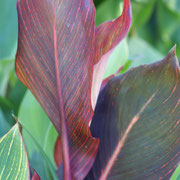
[0,123,30,180]
[86,46,180,179]
[15,0,99,178]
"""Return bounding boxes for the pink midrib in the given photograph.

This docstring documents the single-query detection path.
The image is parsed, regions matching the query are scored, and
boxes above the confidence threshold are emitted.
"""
[100,92,157,180]
[53,14,71,180]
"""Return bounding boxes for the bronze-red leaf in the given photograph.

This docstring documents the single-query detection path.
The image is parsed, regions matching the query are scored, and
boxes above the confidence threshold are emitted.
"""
[15,0,99,179]
[15,0,132,179]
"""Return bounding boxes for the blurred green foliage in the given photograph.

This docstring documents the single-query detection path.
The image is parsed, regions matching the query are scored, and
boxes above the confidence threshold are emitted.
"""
[0,0,179,179]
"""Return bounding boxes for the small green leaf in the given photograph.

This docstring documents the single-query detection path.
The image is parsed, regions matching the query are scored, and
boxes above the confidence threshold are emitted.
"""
[0,123,30,179]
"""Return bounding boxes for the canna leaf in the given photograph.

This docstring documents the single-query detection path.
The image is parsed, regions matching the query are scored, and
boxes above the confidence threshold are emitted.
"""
[86,46,180,179]
[94,0,131,64]
[91,0,132,109]
[15,0,99,179]
[15,0,132,178]
[0,123,30,180]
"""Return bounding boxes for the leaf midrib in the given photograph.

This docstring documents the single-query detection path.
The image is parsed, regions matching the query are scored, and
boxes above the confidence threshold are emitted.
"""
[53,13,71,179]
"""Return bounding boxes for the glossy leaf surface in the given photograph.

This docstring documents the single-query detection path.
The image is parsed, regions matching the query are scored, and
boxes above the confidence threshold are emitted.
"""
[0,123,30,180]
[86,47,180,179]
[15,0,131,178]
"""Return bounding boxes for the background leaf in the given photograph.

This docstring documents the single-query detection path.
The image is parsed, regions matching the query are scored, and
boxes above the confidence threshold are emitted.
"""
[104,39,129,79]
[18,90,56,179]
[0,0,18,59]
[128,37,164,68]
[0,59,14,97]
[0,109,11,137]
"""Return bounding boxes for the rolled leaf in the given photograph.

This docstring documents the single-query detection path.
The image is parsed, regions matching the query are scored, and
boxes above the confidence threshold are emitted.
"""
[86,47,180,179]
[91,0,132,109]
[0,123,30,180]
[94,0,132,64]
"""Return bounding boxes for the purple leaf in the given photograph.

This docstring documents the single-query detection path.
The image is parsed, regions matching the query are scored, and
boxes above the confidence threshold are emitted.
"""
[86,46,180,179]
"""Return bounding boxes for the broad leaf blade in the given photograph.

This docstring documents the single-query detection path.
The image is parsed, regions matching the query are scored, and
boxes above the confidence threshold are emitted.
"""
[15,0,99,179]
[86,47,180,179]
[0,123,30,179]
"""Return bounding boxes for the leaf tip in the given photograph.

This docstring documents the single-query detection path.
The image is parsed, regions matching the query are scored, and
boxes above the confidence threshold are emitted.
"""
[169,44,176,55]
[168,45,179,69]
[12,114,23,133]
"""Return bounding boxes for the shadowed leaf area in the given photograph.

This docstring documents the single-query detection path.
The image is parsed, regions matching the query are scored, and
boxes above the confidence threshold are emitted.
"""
[86,47,180,180]
[0,123,30,180]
